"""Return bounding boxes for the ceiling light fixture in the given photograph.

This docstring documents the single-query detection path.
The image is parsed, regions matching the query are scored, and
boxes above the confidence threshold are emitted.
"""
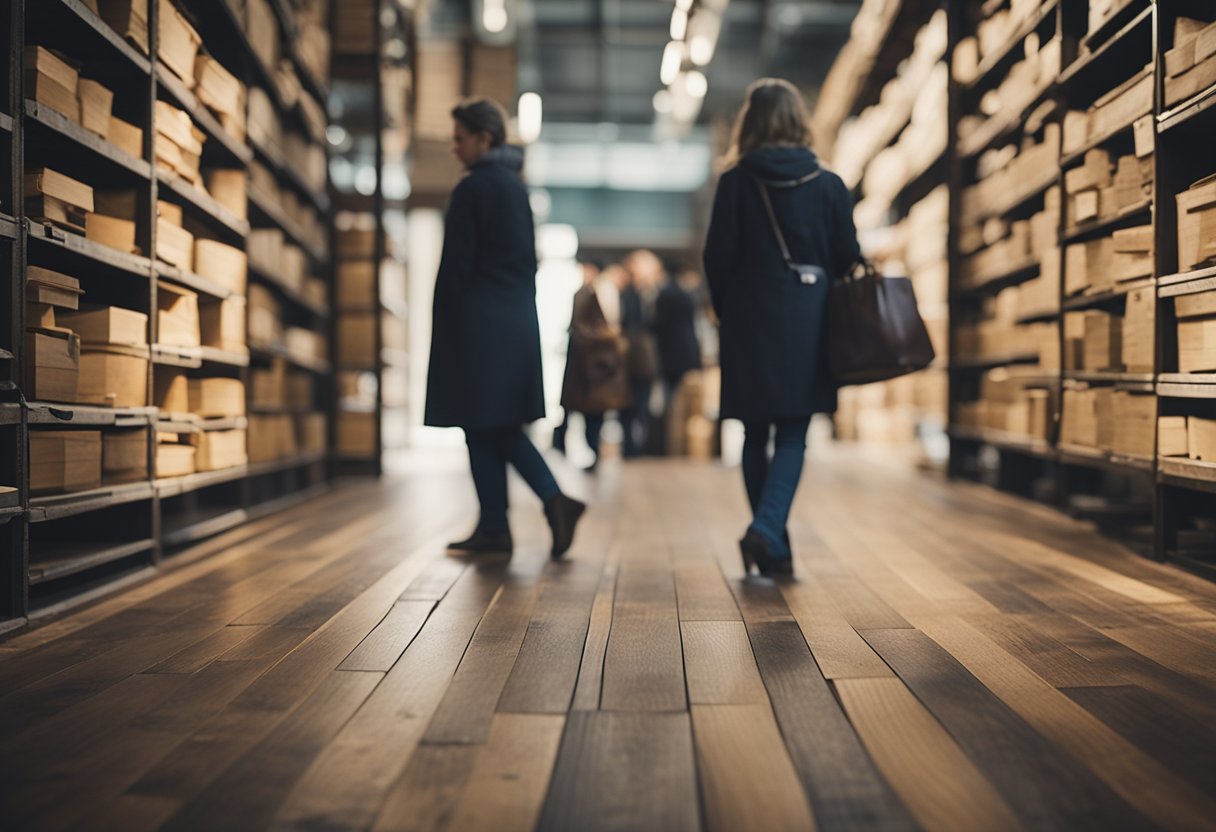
[684,70,708,99]
[518,92,543,144]
[660,41,684,86]
[670,7,688,40]
[689,33,715,65]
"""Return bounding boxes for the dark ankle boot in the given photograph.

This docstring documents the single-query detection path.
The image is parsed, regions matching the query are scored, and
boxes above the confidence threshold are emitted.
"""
[447,528,513,554]
[739,530,794,578]
[544,493,585,559]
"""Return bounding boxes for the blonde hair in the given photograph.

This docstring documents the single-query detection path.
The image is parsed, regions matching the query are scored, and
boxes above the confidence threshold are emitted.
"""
[723,78,813,167]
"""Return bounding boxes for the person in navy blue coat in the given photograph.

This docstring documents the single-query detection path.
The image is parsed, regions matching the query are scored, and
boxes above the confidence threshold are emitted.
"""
[703,78,861,577]
[424,98,585,559]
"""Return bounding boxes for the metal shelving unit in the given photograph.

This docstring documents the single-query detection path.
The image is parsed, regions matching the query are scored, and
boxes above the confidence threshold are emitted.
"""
[946,0,1216,573]
[0,0,338,628]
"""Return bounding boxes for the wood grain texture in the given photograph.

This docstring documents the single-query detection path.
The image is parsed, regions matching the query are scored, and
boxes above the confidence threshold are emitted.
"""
[859,627,1151,831]
[681,621,767,705]
[599,566,686,712]
[749,620,916,832]
[443,715,566,832]
[537,711,700,832]
[691,704,816,832]
[835,677,1024,832]
[497,564,602,714]
[5,450,1216,832]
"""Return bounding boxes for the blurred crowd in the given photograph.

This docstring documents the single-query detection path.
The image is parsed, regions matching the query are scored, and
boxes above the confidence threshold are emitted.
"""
[554,249,717,470]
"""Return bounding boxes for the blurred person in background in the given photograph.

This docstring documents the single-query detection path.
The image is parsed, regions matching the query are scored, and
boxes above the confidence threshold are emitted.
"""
[651,265,704,453]
[703,79,861,577]
[555,261,630,472]
[619,250,662,457]
[424,97,586,559]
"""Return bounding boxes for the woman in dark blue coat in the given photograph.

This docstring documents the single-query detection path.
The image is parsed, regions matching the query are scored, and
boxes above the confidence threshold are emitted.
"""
[424,98,585,559]
[703,78,861,577]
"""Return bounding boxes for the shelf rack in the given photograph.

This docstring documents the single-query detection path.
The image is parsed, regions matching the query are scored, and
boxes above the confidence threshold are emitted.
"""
[941,0,1216,575]
[0,0,338,628]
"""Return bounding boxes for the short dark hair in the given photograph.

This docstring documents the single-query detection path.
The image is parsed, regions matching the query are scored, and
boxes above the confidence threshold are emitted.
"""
[451,98,508,147]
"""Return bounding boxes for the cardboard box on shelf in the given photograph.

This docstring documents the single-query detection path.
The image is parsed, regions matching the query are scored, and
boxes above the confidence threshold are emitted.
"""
[337,410,377,457]
[204,170,247,220]
[1064,149,1112,195]
[1061,388,1098,447]
[1190,417,1216,461]
[286,327,325,363]
[1132,114,1154,158]
[188,377,245,417]
[193,239,247,295]
[158,199,183,226]
[192,429,247,471]
[24,328,80,403]
[103,428,150,483]
[28,303,56,329]
[30,430,102,494]
[98,0,150,54]
[1111,392,1156,458]
[193,54,244,118]
[25,168,94,212]
[24,46,78,94]
[1113,154,1154,208]
[1065,237,1115,295]
[247,415,297,462]
[247,285,282,346]
[1083,311,1122,371]
[247,228,284,273]
[296,413,326,453]
[77,78,114,138]
[156,281,200,347]
[58,305,147,346]
[251,359,287,409]
[1165,20,1216,108]
[246,0,279,71]
[1175,290,1216,319]
[1112,224,1154,282]
[1090,66,1153,138]
[1159,417,1189,457]
[77,344,149,407]
[25,70,80,124]
[27,267,82,309]
[287,372,313,409]
[1178,316,1216,373]
[107,115,144,158]
[85,213,139,254]
[337,313,376,367]
[337,229,377,259]
[1177,175,1216,272]
[199,296,246,353]
[156,216,194,270]
[153,367,189,413]
[156,439,196,478]
[26,196,87,233]
[1122,287,1155,373]
[157,0,202,87]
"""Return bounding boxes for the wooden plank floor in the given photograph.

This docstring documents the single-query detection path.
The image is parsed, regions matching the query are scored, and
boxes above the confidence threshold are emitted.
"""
[4,445,1216,831]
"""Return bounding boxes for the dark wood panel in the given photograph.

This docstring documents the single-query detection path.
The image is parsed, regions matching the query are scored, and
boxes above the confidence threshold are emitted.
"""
[370,745,477,832]
[1063,684,1216,795]
[338,600,435,672]
[537,711,700,832]
[423,579,540,744]
[570,561,618,711]
[749,620,916,831]
[497,564,602,714]
[157,671,384,832]
[599,567,686,712]
[860,628,1153,831]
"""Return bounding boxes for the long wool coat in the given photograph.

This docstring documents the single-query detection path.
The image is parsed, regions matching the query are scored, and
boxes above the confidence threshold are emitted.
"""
[703,146,861,423]
[424,146,546,430]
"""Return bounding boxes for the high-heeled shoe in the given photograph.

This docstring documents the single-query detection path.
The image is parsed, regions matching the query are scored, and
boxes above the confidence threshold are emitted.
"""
[739,530,794,578]
[545,493,586,559]
[447,528,513,554]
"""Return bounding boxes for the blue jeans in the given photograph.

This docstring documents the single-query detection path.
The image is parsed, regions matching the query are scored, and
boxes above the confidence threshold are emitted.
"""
[741,418,811,559]
[466,428,561,533]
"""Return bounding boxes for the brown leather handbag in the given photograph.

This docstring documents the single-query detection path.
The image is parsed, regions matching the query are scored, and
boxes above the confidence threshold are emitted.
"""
[824,260,936,386]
